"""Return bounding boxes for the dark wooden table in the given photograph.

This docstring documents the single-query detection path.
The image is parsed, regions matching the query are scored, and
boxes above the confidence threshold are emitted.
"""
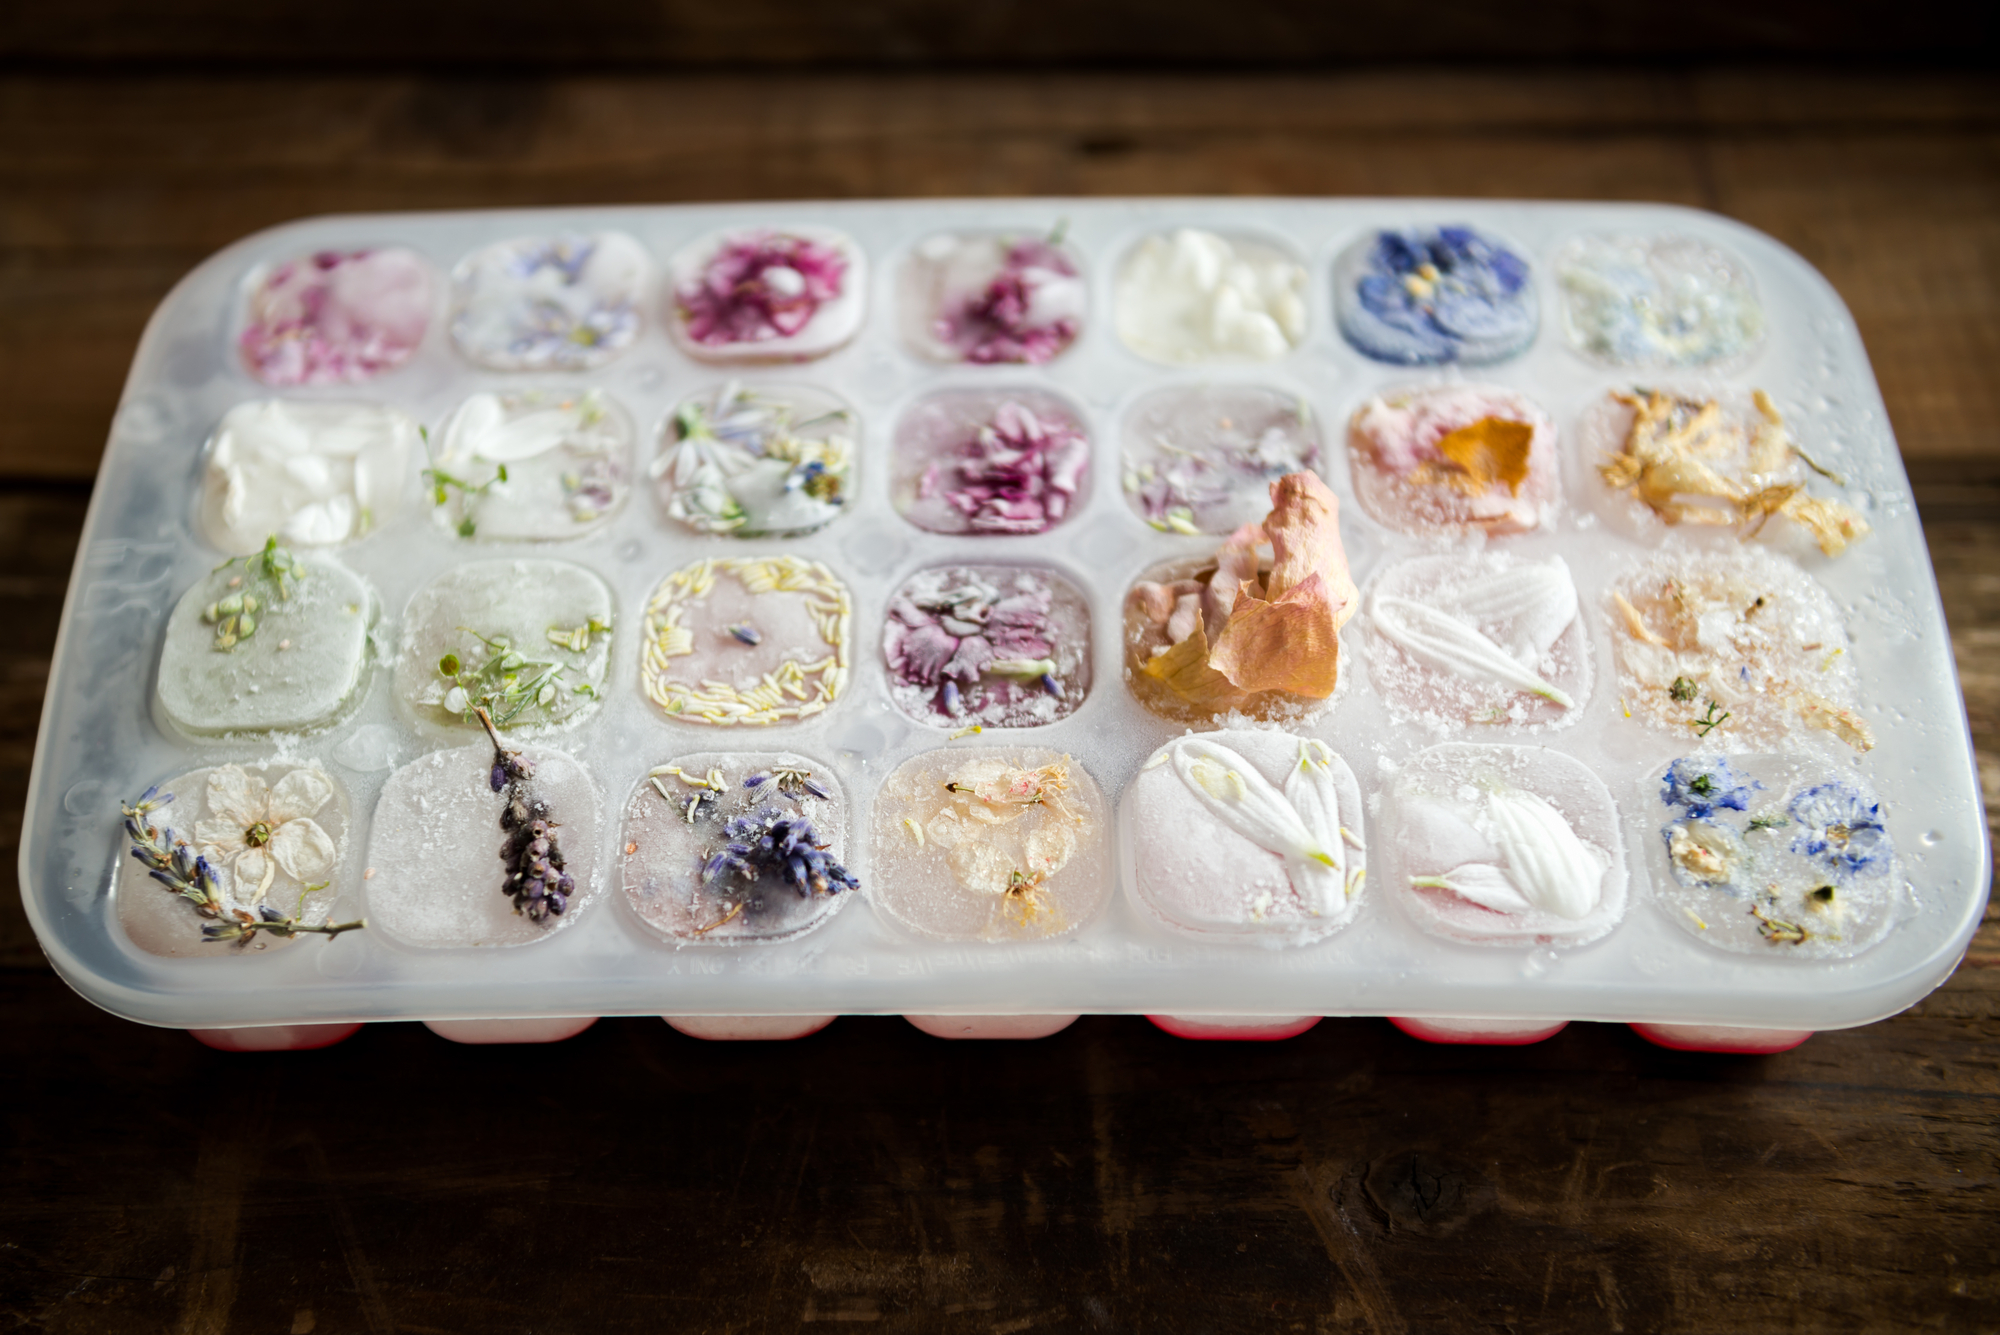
[2,61,1996,1334]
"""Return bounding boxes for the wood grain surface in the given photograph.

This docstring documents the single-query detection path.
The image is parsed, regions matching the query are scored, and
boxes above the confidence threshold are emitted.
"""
[1,62,1996,1334]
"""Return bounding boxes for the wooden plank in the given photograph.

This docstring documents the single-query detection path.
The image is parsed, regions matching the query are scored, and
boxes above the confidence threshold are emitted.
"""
[1,71,1996,481]
[0,986,1993,1333]
[1,0,1987,66]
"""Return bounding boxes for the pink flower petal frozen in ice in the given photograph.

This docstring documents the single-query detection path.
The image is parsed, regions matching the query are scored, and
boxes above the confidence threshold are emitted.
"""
[678,232,850,347]
[240,248,433,386]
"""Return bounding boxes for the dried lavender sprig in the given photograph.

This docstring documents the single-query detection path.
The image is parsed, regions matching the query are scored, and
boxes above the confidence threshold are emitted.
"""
[478,707,573,922]
[121,787,364,943]
[700,805,859,898]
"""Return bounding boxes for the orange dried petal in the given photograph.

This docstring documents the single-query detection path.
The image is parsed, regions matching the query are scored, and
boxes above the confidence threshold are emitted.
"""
[1413,416,1534,497]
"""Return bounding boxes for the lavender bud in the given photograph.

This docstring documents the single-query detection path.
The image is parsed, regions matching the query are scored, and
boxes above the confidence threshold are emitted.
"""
[490,765,508,793]
[546,890,567,915]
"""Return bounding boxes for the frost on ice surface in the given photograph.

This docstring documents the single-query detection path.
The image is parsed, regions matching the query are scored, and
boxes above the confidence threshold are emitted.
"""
[1124,729,1366,945]
[428,388,632,540]
[1121,384,1323,536]
[621,752,855,946]
[366,742,601,949]
[883,564,1090,730]
[199,400,419,555]
[1346,384,1558,536]
[1386,743,1626,949]
[1362,552,1590,733]
[870,748,1110,942]
[1653,752,1900,960]
[449,231,648,372]
[1608,546,1868,751]
[117,761,354,958]
[394,559,613,735]
[156,551,374,737]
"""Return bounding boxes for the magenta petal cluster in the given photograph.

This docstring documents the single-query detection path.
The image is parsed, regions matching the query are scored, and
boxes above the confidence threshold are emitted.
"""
[678,232,849,346]
[884,570,1071,725]
[240,249,432,386]
[937,240,1081,365]
[921,401,1090,535]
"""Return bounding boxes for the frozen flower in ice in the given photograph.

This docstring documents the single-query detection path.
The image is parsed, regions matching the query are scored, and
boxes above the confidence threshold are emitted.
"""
[1597,389,1869,557]
[1128,471,1359,716]
[1665,820,1743,886]
[678,232,850,347]
[932,235,1084,365]
[1789,783,1889,875]
[191,765,338,906]
[654,385,854,536]
[1660,756,1759,819]
[916,399,1091,535]
[241,248,433,386]
[1338,226,1537,366]
[451,233,647,371]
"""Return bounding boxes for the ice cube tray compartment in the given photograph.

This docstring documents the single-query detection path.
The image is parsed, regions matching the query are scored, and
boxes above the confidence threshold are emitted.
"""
[21,199,1987,1033]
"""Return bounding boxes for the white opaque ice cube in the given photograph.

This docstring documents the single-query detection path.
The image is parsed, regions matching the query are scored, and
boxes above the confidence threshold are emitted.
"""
[395,558,613,735]
[1123,729,1366,945]
[198,399,419,555]
[870,747,1111,942]
[156,552,375,736]
[366,742,602,949]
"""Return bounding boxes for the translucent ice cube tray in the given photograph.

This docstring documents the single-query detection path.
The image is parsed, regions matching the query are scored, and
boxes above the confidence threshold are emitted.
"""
[20,198,1990,1034]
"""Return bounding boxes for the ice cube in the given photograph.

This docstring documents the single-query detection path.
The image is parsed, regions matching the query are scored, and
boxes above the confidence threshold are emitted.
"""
[620,752,854,945]
[870,747,1111,942]
[428,388,633,540]
[449,231,648,371]
[116,760,355,958]
[640,556,851,727]
[156,551,374,736]
[1120,384,1322,535]
[366,742,602,949]
[1123,729,1365,945]
[394,558,613,735]
[882,564,1091,730]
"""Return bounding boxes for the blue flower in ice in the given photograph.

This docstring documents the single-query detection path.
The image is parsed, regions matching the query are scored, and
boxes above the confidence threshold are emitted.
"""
[1338,226,1537,366]
[1789,783,1889,875]
[1660,756,1759,819]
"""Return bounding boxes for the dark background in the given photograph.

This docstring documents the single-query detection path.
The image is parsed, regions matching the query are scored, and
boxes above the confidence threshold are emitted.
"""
[3,3,1998,1331]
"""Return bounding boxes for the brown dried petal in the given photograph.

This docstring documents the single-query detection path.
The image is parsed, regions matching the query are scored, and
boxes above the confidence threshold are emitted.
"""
[1411,416,1535,497]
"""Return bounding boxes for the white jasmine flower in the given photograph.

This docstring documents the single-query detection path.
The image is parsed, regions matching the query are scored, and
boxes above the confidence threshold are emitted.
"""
[191,765,337,907]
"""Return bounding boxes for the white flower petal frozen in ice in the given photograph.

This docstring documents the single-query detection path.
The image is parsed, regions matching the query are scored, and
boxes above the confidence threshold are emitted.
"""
[1170,737,1342,914]
[199,400,418,555]
[1116,229,1307,363]
[1478,784,1604,920]
[1413,863,1536,915]
[1371,592,1575,707]
[188,763,338,909]
[1436,559,1579,668]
